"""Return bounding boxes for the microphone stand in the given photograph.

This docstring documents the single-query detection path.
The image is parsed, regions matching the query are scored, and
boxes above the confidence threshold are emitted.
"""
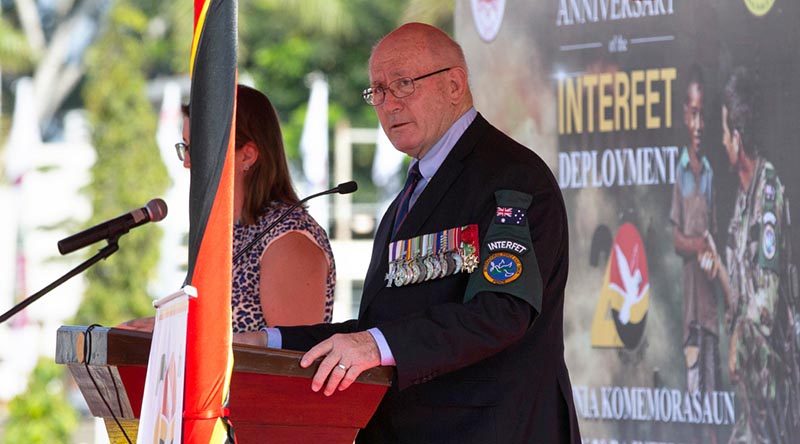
[232,188,340,267]
[0,238,121,325]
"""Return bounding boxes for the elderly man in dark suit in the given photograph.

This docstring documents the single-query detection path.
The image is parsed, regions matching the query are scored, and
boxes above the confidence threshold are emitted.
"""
[237,22,580,443]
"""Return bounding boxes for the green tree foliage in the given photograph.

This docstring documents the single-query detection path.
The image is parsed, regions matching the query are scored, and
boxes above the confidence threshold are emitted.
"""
[237,0,410,206]
[0,14,35,150]
[73,1,169,326]
[401,0,454,31]
[3,2,173,442]
[0,15,35,73]
[239,0,405,160]
[4,359,79,443]
[2,3,446,441]
[135,0,194,75]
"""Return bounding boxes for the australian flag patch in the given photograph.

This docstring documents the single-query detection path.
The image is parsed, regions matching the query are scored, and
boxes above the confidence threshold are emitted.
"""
[495,206,526,225]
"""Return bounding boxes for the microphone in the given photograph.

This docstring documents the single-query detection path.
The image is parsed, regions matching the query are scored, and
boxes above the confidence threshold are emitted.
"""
[336,181,358,194]
[233,181,358,265]
[58,198,168,255]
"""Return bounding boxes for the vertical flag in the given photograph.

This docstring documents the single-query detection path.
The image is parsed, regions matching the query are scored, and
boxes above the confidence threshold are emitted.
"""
[183,0,237,442]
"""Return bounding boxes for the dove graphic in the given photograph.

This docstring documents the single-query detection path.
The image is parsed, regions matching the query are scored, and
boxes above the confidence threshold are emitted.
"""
[608,245,649,325]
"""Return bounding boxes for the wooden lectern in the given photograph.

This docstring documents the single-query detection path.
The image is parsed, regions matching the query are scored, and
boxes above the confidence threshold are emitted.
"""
[55,326,393,443]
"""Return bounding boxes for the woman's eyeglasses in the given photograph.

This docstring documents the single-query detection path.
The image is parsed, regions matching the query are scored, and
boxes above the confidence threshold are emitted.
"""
[175,142,189,161]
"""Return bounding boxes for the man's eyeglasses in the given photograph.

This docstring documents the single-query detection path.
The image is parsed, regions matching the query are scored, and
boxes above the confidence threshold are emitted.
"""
[362,67,452,106]
[175,142,189,161]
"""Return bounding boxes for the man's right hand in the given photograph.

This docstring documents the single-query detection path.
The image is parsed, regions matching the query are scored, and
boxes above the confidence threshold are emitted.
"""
[699,231,720,279]
[300,331,382,396]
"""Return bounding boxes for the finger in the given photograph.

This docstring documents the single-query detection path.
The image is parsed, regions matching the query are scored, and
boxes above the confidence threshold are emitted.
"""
[323,363,348,396]
[325,365,349,396]
[311,354,340,392]
[338,366,361,392]
[301,339,333,368]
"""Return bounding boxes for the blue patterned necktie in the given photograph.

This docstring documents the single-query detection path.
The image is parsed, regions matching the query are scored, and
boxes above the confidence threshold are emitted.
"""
[392,162,423,237]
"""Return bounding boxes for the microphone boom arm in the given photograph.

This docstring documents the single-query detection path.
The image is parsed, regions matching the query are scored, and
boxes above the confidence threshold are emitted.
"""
[0,238,121,325]
[232,181,356,266]
[233,189,335,266]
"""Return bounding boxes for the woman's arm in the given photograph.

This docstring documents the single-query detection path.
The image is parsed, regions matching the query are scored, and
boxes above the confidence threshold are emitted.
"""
[259,231,329,326]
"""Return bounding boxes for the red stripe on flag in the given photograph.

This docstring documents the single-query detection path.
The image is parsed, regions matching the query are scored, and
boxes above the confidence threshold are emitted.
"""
[183,114,235,441]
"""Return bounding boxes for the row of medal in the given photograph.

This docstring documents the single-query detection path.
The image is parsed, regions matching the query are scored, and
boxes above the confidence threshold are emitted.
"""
[386,224,480,287]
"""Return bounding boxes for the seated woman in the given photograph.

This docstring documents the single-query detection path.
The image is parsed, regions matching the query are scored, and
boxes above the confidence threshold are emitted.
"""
[124,85,335,331]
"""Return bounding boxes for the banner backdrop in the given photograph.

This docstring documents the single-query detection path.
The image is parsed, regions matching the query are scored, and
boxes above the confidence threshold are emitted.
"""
[456,1,800,443]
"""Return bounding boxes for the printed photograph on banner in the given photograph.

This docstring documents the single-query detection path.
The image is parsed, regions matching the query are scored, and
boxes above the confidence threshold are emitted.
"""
[457,0,800,442]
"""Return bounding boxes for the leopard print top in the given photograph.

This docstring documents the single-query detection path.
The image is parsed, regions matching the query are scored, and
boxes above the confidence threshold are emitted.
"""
[231,201,335,332]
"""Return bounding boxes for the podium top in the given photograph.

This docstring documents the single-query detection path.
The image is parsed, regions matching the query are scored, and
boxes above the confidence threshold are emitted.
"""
[56,325,393,386]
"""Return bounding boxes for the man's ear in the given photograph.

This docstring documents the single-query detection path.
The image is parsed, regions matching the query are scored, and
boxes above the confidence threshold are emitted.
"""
[447,67,468,103]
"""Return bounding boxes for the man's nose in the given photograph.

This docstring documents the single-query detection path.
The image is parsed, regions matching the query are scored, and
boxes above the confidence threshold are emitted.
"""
[692,114,702,131]
[381,91,404,112]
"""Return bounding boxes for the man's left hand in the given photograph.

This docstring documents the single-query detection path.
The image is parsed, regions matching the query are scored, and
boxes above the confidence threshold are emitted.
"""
[300,331,381,396]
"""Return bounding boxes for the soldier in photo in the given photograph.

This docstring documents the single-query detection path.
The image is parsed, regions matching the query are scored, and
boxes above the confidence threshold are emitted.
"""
[670,64,719,444]
[707,66,799,444]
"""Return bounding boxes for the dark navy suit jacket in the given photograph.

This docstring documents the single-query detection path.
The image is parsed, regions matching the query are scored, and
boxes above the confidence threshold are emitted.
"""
[281,114,581,443]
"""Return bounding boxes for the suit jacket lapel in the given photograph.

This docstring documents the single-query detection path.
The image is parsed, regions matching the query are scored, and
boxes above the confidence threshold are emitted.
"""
[359,195,400,316]
[358,115,491,316]
[393,114,489,241]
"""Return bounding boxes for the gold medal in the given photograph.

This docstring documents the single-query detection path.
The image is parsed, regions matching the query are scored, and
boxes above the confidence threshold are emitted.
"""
[463,254,479,273]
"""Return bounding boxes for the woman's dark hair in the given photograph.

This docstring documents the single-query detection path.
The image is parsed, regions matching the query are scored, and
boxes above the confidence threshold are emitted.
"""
[235,84,299,224]
[183,84,299,224]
